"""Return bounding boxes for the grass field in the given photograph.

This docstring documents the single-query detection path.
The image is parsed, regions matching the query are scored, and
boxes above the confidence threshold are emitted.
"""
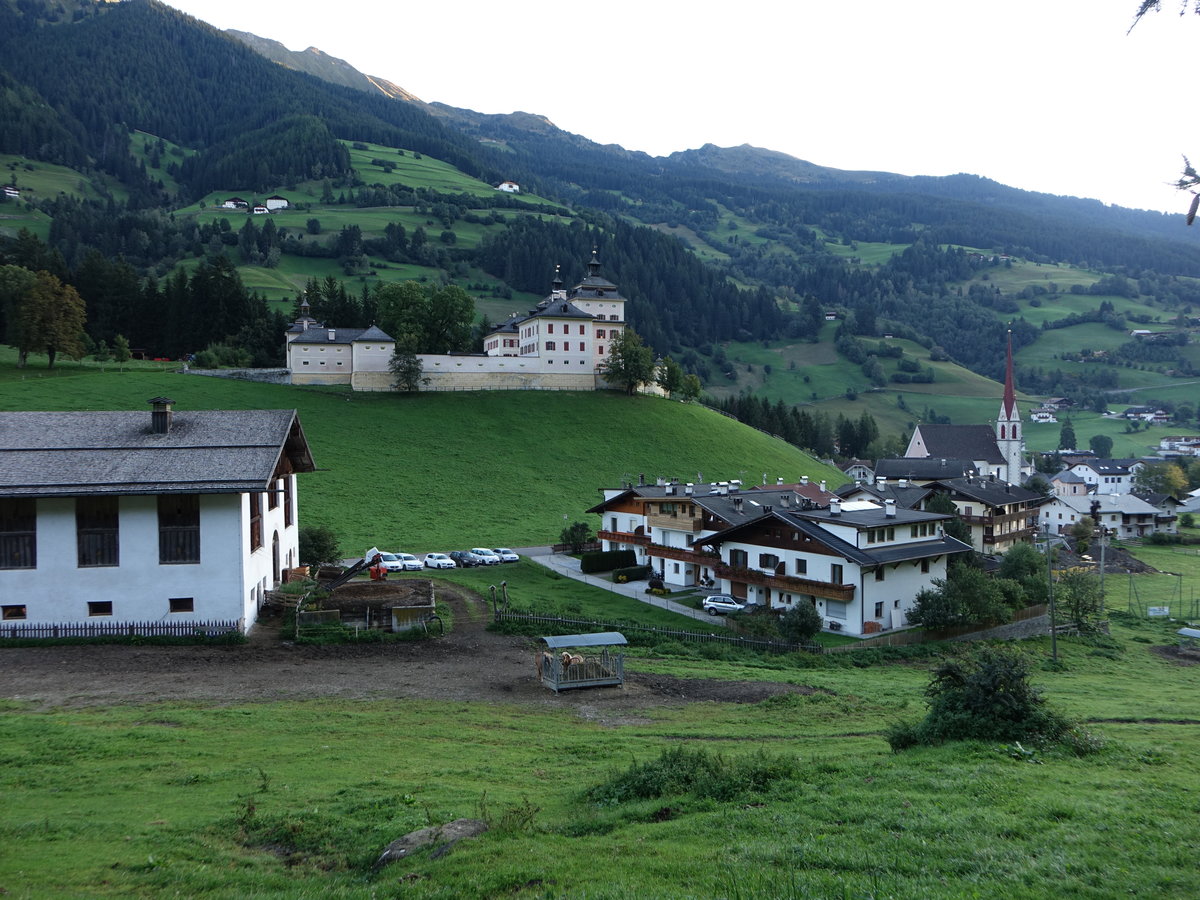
[0,354,842,553]
[2,606,1198,898]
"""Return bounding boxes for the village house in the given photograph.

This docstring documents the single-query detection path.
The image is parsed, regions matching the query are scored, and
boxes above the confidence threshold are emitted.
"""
[285,314,395,388]
[221,197,249,209]
[496,181,520,193]
[871,457,977,485]
[0,399,315,634]
[835,476,932,511]
[1067,458,1145,495]
[589,476,836,589]
[265,194,290,210]
[3,186,20,200]
[839,459,875,483]
[693,498,970,636]
[923,475,1044,554]
[1050,469,1091,497]
[1157,435,1200,458]
[1039,493,1166,541]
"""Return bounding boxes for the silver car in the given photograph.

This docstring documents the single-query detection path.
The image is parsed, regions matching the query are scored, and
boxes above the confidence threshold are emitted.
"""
[702,594,746,615]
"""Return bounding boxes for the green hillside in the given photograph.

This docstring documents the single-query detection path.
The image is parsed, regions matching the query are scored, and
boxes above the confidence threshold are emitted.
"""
[0,356,843,552]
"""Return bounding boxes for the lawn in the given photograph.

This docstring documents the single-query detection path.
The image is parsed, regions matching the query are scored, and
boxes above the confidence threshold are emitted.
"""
[2,607,1198,898]
[0,356,842,553]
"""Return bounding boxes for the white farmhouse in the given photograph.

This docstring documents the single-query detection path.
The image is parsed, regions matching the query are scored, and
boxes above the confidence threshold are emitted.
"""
[265,194,290,210]
[0,399,315,634]
[695,498,970,636]
[496,181,520,193]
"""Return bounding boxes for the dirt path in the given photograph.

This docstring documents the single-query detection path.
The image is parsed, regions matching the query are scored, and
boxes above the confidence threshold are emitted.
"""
[0,585,822,714]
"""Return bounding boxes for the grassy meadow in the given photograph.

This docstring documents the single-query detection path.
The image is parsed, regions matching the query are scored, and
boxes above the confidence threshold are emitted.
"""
[0,352,843,553]
[3,610,1199,898]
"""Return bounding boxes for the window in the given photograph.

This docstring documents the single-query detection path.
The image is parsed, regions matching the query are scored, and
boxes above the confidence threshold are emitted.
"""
[794,558,807,575]
[759,553,779,569]
[826,600,848,619]
[268,479,279,510]
[729,549,749,568]
[0,498,36,569]
[547,324,554,334]
[2,605,26,620]
[598,346,604,355]
[88,601,113,617]
[169,597,194,613]
[579,342,585,352]
[874,601,884,618]
[159,495,200,564]
[249,492,263,552]
[597,329,606,339]
[77,497,119,567]
[283,475,294,527]
[875,568,885,582]
[579,325,585,335]
[921,558,930,573]
[545,341,556,351]
[831,563,844,583]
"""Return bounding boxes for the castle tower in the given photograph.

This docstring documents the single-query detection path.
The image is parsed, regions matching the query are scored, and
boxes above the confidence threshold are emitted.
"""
[996,330,1026,483]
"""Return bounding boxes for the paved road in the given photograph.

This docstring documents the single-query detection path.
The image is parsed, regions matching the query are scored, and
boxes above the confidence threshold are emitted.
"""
[517,546,727,626]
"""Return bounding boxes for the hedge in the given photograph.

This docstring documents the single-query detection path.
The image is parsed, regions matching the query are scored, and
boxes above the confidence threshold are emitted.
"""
[580,549,637,573]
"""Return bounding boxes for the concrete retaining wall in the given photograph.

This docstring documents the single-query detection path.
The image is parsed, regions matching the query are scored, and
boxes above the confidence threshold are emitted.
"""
[185,368,291,384]
[947,614,1050,643]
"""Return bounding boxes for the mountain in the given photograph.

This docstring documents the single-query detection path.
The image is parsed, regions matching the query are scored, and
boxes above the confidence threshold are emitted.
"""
[224,30,422,104]
[4,0,1200,423]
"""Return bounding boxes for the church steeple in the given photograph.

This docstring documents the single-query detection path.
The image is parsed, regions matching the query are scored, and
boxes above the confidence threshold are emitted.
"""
[1001,329,1017,421]
[996,329,1026,484]
[587,247,601,278]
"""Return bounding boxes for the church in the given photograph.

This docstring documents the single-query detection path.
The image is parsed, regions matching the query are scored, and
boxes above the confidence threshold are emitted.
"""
[903,334,1032,485]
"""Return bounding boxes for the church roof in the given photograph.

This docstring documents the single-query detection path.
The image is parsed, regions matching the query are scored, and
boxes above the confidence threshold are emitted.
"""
[913,424,1005,465]
[874,457,977,480]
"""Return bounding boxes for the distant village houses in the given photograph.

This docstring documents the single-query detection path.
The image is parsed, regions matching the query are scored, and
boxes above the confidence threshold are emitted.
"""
[496,181,520,193]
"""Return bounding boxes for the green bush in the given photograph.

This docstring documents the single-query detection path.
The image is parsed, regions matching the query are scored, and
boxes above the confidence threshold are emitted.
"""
[580,549,637,573]
[584,746,800,805]
[887,645,1074,752]
[612,565,653,583]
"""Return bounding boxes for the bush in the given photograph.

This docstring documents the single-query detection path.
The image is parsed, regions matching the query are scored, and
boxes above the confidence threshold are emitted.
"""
[584,746,800,805]
[612,565,653,583]
[887,645,1073,752]
[580,550,637,573]
[778,601,823,642]
[299,524,341,566]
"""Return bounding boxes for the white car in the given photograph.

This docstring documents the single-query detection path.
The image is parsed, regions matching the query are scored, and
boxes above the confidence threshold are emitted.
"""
[492,548,520,563]
[395,553,424,571]
[470,548,502,565]
[424,553,456,570]
[375,552,406,572]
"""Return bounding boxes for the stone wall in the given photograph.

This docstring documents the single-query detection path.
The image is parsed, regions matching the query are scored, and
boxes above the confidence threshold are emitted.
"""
[185,368,292,384]
[946,614,1050,643]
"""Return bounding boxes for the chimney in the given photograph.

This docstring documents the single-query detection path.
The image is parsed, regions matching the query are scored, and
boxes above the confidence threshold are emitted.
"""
[763,505,773,514]
[665,484,675,496]
[733,497,744,513]
[638,473,645,486]
[328,329,335,341]
[885,500,896,518]
[801,476,809,486]
[899,478,909,488]
[876,476,886,489]
[777,476,784,485]
[718,483,728,495]
[781,493,791,507]
[730,480,741,493]
[657,476,666,487]
[685,483,694,496]
[149,397,174,435]
[830,499,841,516]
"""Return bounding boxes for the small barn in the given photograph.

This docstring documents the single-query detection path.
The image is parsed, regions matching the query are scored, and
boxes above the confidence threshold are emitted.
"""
[536,632,626,692]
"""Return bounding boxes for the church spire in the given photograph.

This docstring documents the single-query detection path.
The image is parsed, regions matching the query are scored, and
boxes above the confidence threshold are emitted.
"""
[1001,329,1017,420]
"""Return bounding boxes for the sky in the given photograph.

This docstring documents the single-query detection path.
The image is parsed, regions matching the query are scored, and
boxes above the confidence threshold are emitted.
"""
[162,0,1200,215]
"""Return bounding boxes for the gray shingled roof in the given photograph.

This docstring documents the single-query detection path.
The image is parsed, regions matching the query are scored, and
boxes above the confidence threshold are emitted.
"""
[0,409,315,497]
[874,457,977,480]
[927,476,1043,506]
[289,325,394,345]
[912,424,1005,465]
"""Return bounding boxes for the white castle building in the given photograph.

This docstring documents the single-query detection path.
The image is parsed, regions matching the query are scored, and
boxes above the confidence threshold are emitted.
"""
[286,252,634,392]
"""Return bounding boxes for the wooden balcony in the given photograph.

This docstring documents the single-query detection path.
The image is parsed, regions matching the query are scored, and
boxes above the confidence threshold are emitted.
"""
[598,530,650,546]
[715,564,855,601]
[645,544,719,565]
[646,512,703,534]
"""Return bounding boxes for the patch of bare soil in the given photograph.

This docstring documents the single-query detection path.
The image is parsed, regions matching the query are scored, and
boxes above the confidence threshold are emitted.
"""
[1150,644,1200,666]
[0,584,821,715]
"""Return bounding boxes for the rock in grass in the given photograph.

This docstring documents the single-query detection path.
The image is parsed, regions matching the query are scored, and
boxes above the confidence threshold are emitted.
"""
[373,818,488,869]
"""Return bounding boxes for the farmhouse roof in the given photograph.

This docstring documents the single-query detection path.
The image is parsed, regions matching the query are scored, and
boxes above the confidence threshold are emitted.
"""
[927,475,1043,506]
[0,407,315,498]
[873,457,977,480]
[289,325,394,345]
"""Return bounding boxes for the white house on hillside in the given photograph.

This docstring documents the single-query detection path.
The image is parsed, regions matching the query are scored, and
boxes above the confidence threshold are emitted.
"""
[694,499,970,636]
[0,399,316,634]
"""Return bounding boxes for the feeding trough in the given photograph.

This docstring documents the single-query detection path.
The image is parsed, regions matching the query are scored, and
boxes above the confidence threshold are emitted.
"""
[537,632,627,692]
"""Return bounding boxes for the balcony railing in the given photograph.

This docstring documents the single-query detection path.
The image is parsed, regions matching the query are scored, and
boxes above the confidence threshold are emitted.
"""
[598,530,650,546]
[646,513,703,534]
[715,564,855,601]
[645,544,719,564]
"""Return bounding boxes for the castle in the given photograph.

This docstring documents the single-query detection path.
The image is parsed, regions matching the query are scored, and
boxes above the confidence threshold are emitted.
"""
[285,252,633,392]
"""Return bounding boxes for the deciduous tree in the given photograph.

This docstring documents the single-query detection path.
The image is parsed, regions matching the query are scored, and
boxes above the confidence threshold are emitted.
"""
[600,328,655,395]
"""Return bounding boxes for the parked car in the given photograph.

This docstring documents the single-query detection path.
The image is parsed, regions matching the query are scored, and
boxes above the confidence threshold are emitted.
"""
[424,553,456,570]
[470,548,502,565]
[395,553,424,571]
[702,594,746,615]
[375,552,405,573]
[449,550,486,568]
[492,548,520,563]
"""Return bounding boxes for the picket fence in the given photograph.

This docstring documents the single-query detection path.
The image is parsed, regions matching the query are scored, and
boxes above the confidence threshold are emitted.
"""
[493,609,823,655]
[0,619,243,640]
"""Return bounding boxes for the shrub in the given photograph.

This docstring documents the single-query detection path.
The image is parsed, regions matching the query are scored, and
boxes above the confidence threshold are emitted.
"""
[887,645,1073,751]
[580,549,636,573]
[612,565,653,583]
[778,601,823,642]
[584,746,800,805]
[299,524,341,566]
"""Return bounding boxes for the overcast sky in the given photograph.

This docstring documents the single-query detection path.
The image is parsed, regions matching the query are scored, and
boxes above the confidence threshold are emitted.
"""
[164,1,1200,214]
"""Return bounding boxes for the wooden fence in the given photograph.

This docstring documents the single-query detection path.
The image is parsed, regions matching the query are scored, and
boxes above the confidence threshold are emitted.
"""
[494,609,823,655]
[0,619,243,640]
